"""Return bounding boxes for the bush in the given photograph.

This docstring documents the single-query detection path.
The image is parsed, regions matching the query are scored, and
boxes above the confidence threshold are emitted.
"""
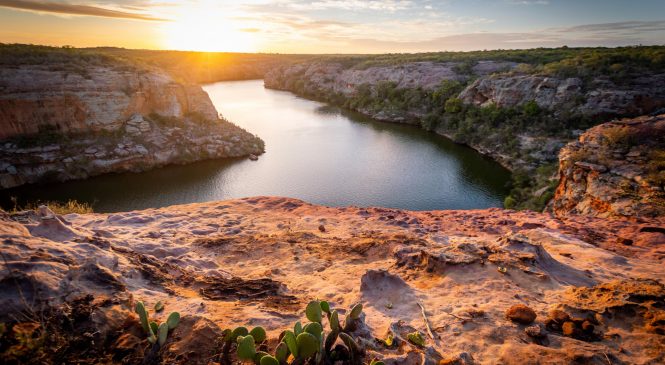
[444,98,463,114]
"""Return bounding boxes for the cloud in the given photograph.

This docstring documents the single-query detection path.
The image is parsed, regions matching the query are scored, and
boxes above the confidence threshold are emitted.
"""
[0,0,165,21]
[508,0,549,5]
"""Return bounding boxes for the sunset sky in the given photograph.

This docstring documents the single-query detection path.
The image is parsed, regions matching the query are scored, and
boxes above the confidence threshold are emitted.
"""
[0,0,664,53]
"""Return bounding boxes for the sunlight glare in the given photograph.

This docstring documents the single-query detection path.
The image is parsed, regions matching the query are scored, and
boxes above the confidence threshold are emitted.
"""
[162,3,256,52]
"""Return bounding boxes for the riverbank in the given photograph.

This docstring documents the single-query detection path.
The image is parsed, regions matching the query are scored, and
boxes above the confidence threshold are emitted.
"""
[0,45,265,190]
[263,47,665,210]
[2,196,664,364]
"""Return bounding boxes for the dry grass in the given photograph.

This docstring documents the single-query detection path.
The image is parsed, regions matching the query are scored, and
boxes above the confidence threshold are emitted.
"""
[8,199,93,215]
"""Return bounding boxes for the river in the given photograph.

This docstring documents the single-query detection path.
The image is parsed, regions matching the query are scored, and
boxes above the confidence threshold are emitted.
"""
[0,80,510,212]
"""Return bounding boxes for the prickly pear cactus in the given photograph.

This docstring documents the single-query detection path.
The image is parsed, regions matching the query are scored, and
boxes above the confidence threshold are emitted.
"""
[249,326,267,343]
[282,330,298,358]
[306,300,323,323]
[260,355,280,365]
[134,301,150,333]
[237,335,257,360]
[350,303,363,320]
[158,322,169,346]
[330,310,340,331]
[320,300,330,314]
[296,332,319,359]
[275,342,289,364]
[166,312,180,330]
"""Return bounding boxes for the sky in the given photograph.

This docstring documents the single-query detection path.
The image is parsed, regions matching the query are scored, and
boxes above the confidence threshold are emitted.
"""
[0,0,664,53]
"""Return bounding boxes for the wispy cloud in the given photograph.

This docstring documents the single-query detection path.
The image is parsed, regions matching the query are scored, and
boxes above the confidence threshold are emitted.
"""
[508,0,549,5]
[0,0,165,21]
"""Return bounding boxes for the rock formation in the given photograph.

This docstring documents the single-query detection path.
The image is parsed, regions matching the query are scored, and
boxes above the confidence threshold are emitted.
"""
[0,63,264,189]
[1,197,664,364]
[551,114,665,218]
[264,60,665,172]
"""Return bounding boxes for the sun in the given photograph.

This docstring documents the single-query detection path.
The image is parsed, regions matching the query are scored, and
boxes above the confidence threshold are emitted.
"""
[161,4,257,52]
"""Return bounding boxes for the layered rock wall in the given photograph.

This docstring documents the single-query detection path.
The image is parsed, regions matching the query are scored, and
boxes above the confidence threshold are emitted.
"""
[0,65,264,189]
[551,114,665,218]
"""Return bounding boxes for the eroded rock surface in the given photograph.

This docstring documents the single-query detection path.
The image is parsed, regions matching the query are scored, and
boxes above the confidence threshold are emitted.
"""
[1,197,664,364]
[551,114,665,218]
[0,64,264,189]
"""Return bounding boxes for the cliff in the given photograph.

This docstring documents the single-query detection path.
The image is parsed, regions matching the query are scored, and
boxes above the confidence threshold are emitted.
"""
[551,114,665,218]
[264,56,665,171]
[0,48,264,189]
[1,197,664,364]
[263,50,665,210]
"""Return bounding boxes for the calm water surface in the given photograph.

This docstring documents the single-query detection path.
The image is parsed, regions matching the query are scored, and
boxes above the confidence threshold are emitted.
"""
[1,80,510,212]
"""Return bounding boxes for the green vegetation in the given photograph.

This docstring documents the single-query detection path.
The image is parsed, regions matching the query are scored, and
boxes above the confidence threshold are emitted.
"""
[134,300,180,347]
[219,300,369,364]
[276,46,665,211]
[309,46,665,81]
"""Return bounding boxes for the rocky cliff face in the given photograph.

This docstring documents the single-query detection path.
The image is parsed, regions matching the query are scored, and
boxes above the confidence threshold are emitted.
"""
[459,74,665,117]
[1,197,664,364]
[551,114,665,218]
[0,65,264,189]
[265,61,515,100]
[264,61,665,123]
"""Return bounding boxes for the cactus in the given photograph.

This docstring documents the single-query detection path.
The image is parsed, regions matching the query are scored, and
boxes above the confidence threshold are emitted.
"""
[166,312,180,330]
[306,300,323,323]
[249,326,266,344]
[158,322,169,346]
[339,332,360,356]
[135,301,150,333]
[324,329,338,352]
[237,335,256,360]
[349,303,363,320]
[229,326,249,342]
[274,342,289,364]
[295,332,319,359]
[150,321,159,336]
[294,321,303,336]
[304,322,323,341]
[282,330,298,358]
[260,355,280,365]
[254,351,269,364]
[406,332,425,347]
[329,310,340,332]
[135,300,180,348]
[320,300,330,314]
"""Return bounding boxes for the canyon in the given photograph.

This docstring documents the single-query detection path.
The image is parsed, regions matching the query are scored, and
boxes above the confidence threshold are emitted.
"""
[1,46,664,364]
[0,51,264,189]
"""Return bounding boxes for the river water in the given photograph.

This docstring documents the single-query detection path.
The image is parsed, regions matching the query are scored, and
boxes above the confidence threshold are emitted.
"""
[0,80,510,212]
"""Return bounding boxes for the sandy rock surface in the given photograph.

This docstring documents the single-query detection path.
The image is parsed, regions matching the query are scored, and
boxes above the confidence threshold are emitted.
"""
[1,197,664,364]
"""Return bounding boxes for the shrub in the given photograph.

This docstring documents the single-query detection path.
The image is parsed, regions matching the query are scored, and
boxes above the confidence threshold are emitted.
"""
[444,98,463,114]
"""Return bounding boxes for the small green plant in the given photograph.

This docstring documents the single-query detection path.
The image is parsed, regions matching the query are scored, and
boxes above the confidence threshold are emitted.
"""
[406,331,425,347]
[221,300,366,364]
[134,301,180,347]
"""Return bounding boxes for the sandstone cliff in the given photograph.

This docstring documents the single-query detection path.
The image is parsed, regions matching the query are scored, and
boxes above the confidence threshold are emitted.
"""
[1,197,664,364]
[551,114,665,218]
[264,60,665,170]
[0,60,264,189]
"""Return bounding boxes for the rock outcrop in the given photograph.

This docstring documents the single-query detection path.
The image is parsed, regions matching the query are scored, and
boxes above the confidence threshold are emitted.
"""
[265,61,665,123]
[1,197,664,364]
[459,74,665,117]
[264,60,665,174]
[0,64,264,189]
[551,114,665,218]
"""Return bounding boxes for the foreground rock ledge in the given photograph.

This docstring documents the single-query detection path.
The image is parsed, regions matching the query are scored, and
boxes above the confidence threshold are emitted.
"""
[1,197,664,364]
